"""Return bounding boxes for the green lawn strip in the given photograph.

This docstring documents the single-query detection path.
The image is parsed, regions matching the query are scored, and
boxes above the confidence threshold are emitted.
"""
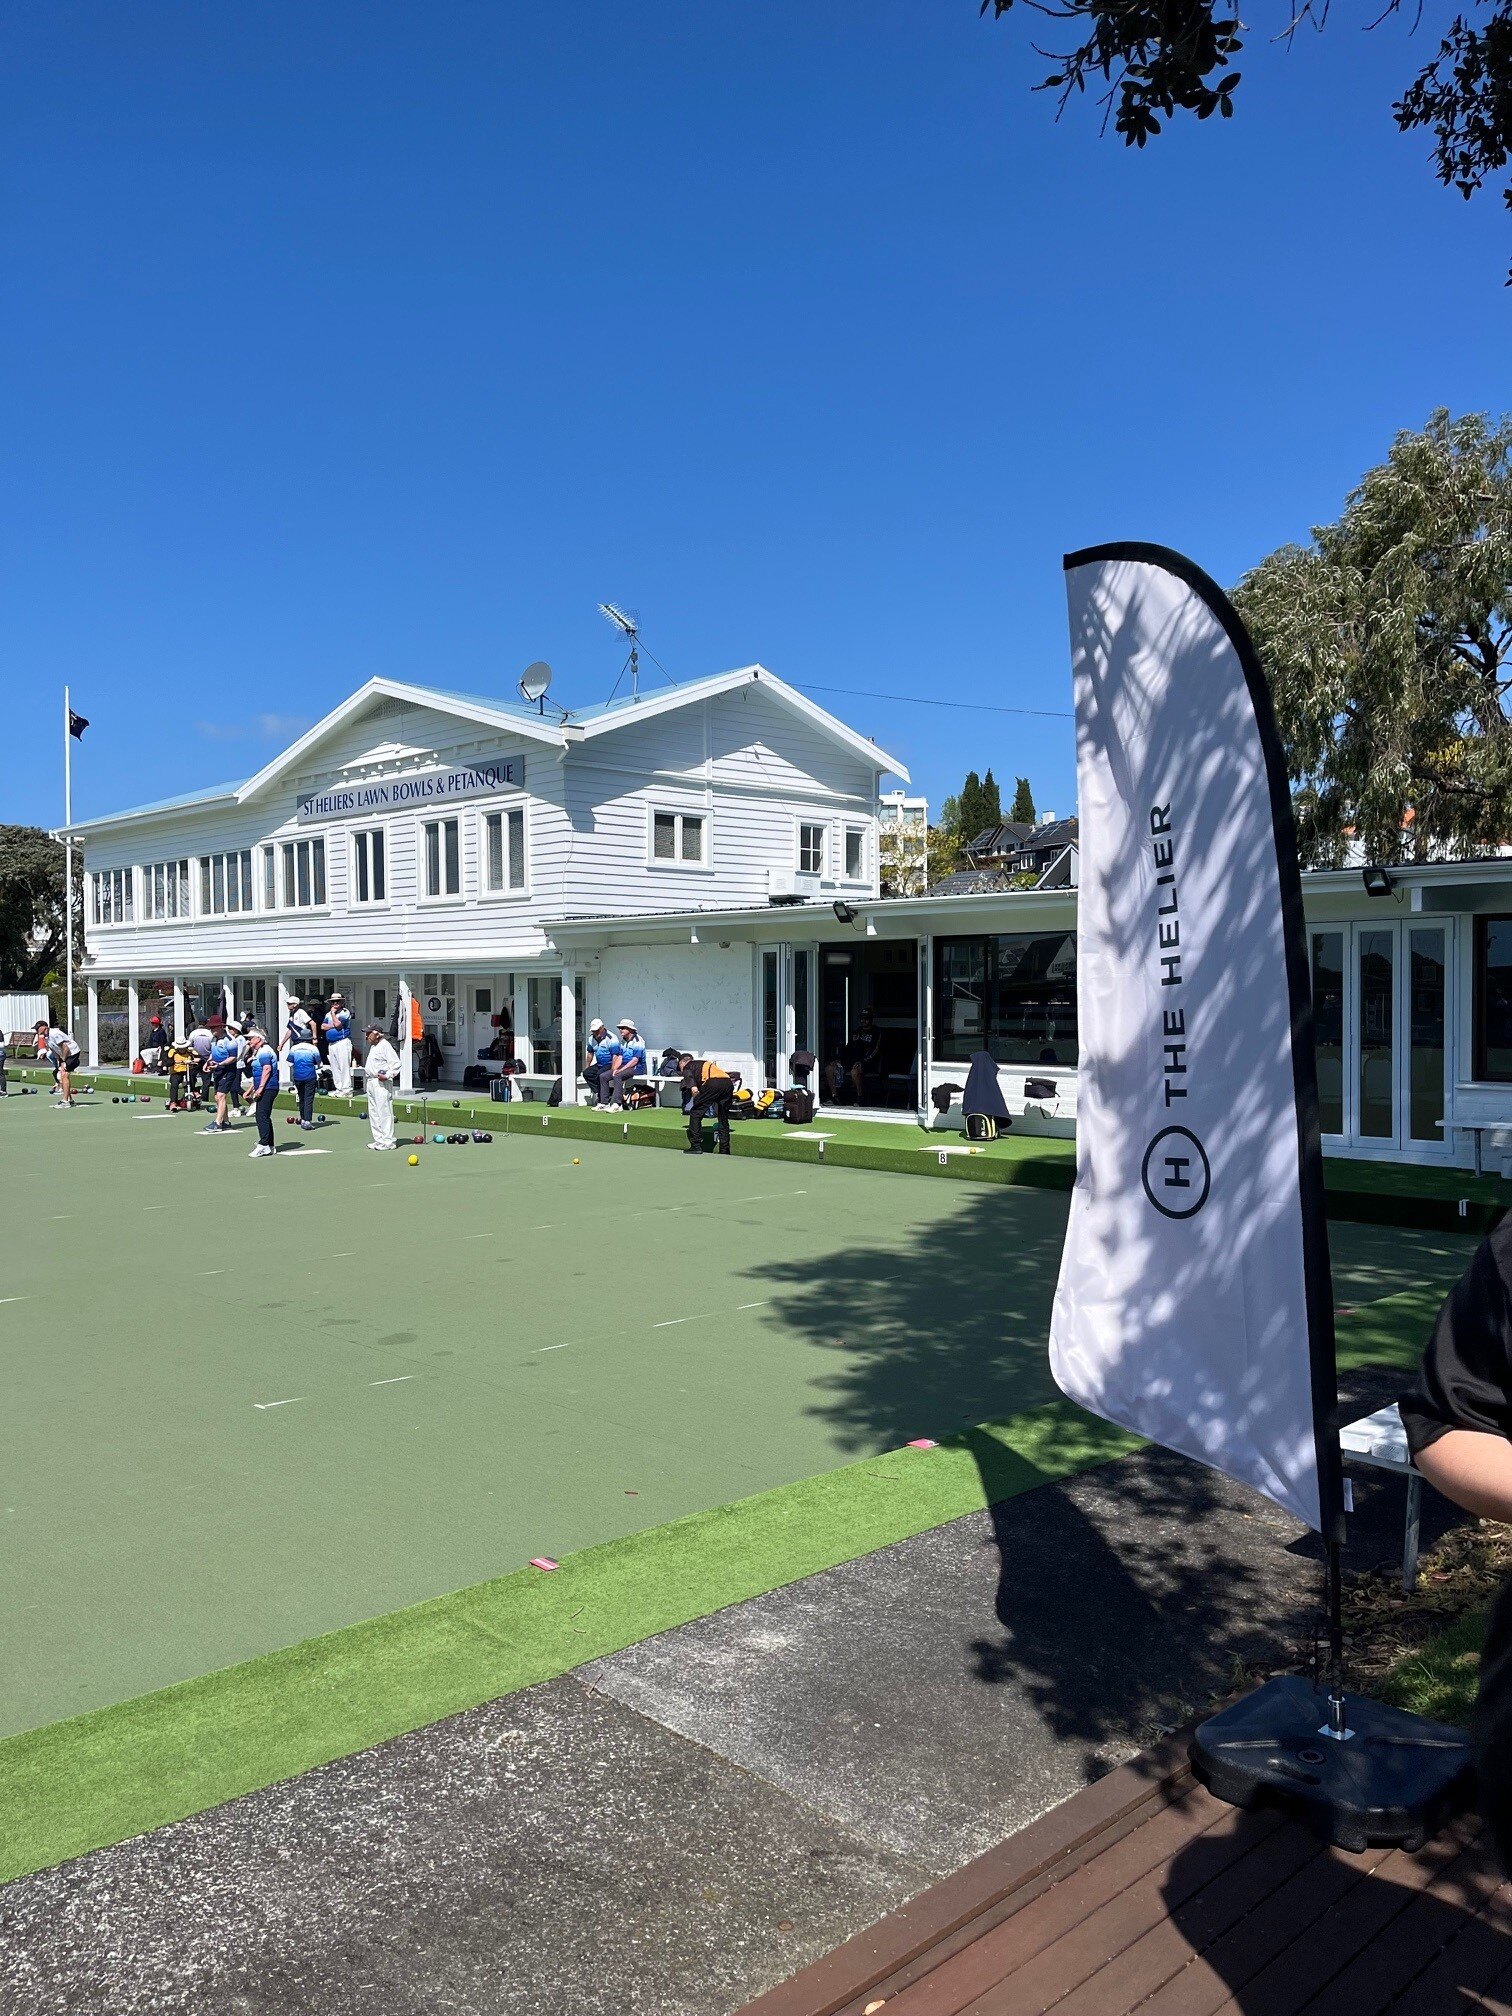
[1334,1287,1446,1374]
[0,1399,1139,1886]
[10,1063,1506,1225]
[1377,1607,1488,1728]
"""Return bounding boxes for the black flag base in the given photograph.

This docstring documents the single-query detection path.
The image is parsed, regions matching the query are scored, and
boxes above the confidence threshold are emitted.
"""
[1192,1675,1473,1853]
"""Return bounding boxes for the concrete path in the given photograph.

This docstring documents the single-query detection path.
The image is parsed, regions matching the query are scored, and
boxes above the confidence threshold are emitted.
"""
[0,1373,1448,2015]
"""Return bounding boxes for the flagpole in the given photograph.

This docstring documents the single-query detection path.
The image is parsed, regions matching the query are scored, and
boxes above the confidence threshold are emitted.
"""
[64,685,74,1041]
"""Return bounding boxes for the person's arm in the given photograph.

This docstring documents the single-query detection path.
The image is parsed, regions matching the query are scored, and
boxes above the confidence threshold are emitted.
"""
[1414,1430,1512,1524]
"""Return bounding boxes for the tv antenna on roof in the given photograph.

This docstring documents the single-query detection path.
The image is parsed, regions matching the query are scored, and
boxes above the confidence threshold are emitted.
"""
[518,661,554,714]
[598,603,641,701]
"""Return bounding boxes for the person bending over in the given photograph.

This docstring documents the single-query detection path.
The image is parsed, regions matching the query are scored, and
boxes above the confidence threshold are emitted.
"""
[35,1020,80,1107]
[679,1052,733,1156]
[1402,1214,1512,1869]
[287,1026,322,1129]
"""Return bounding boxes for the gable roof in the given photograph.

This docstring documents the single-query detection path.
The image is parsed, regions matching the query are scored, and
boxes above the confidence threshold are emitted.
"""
[65,667,909,834]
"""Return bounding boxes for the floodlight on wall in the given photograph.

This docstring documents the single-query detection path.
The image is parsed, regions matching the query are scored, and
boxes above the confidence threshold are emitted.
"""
[833,901,857,925]
[1362,865,1395,898]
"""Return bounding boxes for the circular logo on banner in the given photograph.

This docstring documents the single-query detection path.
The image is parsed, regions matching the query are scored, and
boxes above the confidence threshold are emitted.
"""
[426,996,443,1013]
[1141,1126,1211,1220]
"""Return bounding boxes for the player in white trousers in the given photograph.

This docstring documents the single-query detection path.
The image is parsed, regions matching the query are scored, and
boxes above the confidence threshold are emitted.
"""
[363,1022,400,1150]
[324,993,355,1095]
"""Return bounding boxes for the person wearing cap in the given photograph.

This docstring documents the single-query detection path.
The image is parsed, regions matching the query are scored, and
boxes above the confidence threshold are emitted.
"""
[202,1022,241,1134]
[287,1021,322,1129]
[245,1025,280,1157]
[582,1018,619,1107]
[323,993,354,1095]
[362,1021,401,1149]
[608,1018,647,1108]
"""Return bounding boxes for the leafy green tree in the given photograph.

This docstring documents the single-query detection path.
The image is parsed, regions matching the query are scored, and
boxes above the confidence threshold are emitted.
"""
[980,0,1512,269]
[958,770,989,837]
[0,824,80,992]
[1010,776,1036,824]
[1233,410,1512,867]
[981,768,1002,825]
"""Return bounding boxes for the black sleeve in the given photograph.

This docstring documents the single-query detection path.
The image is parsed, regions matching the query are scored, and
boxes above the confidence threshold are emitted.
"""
[1400,1217,1512,1458]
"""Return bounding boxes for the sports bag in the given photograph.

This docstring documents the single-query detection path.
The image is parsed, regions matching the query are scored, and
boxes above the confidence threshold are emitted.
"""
[781,1087,815,1125]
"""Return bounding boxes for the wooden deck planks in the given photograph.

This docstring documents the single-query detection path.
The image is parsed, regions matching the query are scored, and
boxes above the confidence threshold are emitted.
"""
[739,1738,1512,2016]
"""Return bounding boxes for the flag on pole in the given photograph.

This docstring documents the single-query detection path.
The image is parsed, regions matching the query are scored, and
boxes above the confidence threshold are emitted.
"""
[68,710,89,739]
[1048,543,1343,1536]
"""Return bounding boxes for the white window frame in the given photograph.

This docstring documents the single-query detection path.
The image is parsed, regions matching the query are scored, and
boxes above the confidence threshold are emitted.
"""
[842,824,868,882]
[141,857,192,923]
[648,806,710,871]
[91,866,135,926]
[420,815,463,903]
[197,849,255,917]
[478,802,529,899]
[349,823,390,909]
[797,819,826,879]
[277,835,328,912]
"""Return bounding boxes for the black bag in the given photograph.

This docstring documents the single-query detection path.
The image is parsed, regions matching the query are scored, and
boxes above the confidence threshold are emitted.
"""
[781,1087,815,1125]
[489,1076,512,1102]
[966,1112,1000,1142]
[462,1064,489,1089]
[1024,1077,1057,1103]
[931,1083,963,1114]
[547,1076,562,1107]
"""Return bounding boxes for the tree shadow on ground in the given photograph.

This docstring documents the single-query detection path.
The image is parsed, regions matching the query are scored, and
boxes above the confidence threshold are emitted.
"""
[748,1190,1467,1779]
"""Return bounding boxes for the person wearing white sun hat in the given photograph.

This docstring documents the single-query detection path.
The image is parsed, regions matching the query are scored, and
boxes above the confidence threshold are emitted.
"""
[608,1017,646,1108]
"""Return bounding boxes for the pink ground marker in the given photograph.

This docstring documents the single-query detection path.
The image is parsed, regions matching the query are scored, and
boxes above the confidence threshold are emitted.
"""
[529,1557,559,1571]
[906,1438,937,1450]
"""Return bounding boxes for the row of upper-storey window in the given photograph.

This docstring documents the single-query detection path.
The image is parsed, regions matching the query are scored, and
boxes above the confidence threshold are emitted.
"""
[86,803,875,927]
[88,807,531,927]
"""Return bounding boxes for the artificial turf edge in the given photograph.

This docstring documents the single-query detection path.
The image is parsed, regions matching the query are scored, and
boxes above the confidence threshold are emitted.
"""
[0,1282,1440,1888]
[0,1399,1143,1886]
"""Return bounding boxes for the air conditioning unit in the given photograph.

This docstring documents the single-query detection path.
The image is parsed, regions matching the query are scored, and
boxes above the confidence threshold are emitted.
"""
[768,868,822,905]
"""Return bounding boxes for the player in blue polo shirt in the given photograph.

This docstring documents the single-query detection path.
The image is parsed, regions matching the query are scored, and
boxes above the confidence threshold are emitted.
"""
[287,1031,322,1130]
[246,1030,280,1158]
[201,1028,240,1134]
[608,1018,646,1108]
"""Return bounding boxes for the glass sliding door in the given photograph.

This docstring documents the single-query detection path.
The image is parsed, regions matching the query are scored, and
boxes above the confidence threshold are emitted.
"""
[1310,920,1451,1156]
[1357,929,1396,1140]
[1407,928,1447,1146]
[760,948,781,1089]
[1310,932,1345,1138]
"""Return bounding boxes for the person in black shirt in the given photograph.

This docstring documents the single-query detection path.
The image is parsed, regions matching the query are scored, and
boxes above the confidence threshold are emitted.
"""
[679,1054,733,1155]
[1401,1214,1512,1867]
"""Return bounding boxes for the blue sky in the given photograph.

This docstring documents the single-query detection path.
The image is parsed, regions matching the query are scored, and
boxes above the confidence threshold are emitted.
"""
[3,2,1506,830]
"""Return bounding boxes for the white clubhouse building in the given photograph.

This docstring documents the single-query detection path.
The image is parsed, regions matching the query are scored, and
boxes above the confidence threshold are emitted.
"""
[65,666,1512,1170]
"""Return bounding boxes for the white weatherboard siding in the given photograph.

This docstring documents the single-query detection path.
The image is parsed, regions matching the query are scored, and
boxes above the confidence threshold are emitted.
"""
[75,675,892,977]
[595,944,757,1084]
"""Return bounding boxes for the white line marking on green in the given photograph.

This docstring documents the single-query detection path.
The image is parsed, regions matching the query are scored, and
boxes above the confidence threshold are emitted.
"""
[0,1297,29,1305]
[370,1375,415,1387]
[198,1269,226,1277]
[537,1342,571,1353]
[253,1397,304,1410]
[736,1300,771,1310]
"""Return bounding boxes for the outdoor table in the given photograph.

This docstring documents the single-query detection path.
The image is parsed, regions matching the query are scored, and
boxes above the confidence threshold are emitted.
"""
[1338,1402,1422,1593]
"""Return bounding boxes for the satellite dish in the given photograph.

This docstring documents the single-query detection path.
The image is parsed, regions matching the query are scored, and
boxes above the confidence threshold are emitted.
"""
[518,661,553,709]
